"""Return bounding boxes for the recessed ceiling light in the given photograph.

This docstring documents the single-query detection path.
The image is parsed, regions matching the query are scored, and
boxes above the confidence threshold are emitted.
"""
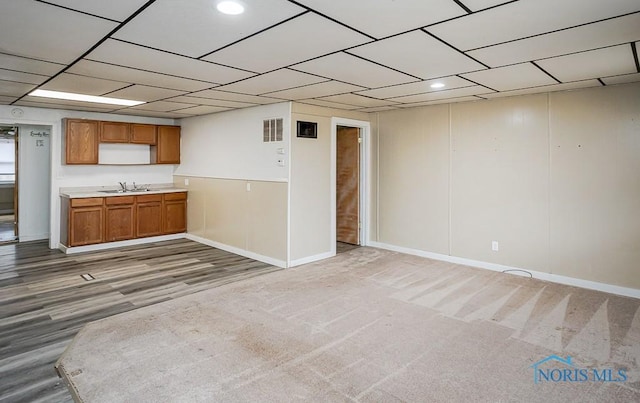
[28,89,145,107]
[430,83,445,89]
[217,1,244,15]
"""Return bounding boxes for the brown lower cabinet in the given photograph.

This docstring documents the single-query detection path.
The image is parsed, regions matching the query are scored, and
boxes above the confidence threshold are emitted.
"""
[65,192,187,247]
[136,194,163,238]
[105,196,135,241]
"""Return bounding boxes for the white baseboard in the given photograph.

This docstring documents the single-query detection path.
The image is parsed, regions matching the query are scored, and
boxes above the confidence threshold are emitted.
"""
[290,251,334,268]
[186,234,287,269]
[19,233,49,242]
[60,233,186,254]
[368,241,640,300]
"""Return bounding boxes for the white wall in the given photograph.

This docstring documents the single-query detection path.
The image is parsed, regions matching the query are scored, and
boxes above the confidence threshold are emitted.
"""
[175,103,291,266]
[0,104,177,248]
[175,103,291,181]
[18,125,51,241]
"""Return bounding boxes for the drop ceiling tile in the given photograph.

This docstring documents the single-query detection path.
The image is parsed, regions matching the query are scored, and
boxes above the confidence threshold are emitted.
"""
[164,96,256,108]
[68,60,213,92]
[204,13,370,73]
[356,106,401,113]
[294,0,465,38]
[171,105,233,116]
[0,69,48,85]
[428,0,640,51]
[44,0,149,21]
[41,73,130,96]
[0,96,16,104]
[482,79,601,99]
[115,109,192,119]
[127,101,195,112]
[114,0,304,57]
[390,85,493,103]
[0,1,117,63]
[601,73,640,85]
[355,76,473,99]
[186,90,282,105]
[461,63,556,91]
[398,96,483,108]
[18,97,118,111]
[214,69,327,95]
[536,45,637,83]
[87,39,254,84]
[264,81,364,100]
[293,53,417,88]
[0,80,36,97]
[317,94,399,108]
[0,53,64,76]
[297,99,361,110]
[350,30,486,80]
[468,13,640,68]
[105,85,187,102]
[462,0,513,12]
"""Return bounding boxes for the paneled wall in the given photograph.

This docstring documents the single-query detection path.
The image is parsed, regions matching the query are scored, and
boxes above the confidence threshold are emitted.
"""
[174,176,287,266]
[375,83,640,290]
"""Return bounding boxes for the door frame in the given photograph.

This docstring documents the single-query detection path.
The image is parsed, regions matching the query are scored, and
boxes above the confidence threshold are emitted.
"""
[330,117,371,255]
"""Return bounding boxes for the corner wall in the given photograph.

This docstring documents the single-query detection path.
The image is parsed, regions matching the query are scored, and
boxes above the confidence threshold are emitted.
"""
[289,103,370,264]
[374,82,640,292]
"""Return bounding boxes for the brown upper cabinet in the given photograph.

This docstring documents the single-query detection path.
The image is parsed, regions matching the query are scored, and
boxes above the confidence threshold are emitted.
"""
[64,119,100,164]
[100,121,130,143]
[131,124,157,145]
[63,118,178,164]
[152,126,181,164]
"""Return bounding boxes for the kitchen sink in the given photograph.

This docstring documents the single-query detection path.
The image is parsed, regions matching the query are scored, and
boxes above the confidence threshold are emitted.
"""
[99,189,127,194]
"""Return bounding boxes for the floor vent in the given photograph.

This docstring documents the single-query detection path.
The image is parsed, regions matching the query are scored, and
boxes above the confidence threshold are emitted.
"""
[81,273,95,281]
[263,118,283,142]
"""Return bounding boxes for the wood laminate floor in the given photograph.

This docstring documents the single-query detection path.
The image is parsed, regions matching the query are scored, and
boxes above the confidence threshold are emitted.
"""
[0,239,281,403]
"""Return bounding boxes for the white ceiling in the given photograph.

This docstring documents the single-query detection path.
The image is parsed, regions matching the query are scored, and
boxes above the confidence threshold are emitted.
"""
[1,0,639,118]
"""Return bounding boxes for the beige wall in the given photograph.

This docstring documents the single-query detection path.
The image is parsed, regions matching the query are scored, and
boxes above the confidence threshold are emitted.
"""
[375,82,640,290]
[290,103,370,263]
[174,176,288,265]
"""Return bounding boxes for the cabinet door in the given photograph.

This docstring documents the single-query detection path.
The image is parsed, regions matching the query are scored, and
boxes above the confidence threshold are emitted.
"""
[69,206,104,246]
[100,121,130,143]
[131,124,157,145]
[105,196,135,241]
[163,193,187,234]
[153,126,180,164]
[65,119,99,164]
[136,194,163,238]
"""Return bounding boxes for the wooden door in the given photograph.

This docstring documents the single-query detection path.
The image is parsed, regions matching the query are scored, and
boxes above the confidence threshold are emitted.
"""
[153,126,180,164]
[65,119,99,164]
[99,121,130,143]
[69,198,104,246]
[163,192,187,234]
[336,126,360,245]
[105,196,135,241]
[131,124,157,145]
[136,194,163,238]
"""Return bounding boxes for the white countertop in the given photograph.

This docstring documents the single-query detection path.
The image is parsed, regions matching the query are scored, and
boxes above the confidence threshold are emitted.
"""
[60,184,187,199]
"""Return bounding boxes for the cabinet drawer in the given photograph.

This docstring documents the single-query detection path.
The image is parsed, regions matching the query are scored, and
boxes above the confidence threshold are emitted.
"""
[70,197,104,207]
[136,194,162,203]
[163,192,187,201]
[105,196,135,205]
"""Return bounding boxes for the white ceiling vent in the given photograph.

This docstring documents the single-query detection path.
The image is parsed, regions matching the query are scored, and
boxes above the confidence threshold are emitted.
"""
[263,118,283,142]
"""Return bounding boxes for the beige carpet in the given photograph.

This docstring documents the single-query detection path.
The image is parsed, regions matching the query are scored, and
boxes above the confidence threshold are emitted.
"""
[57,247,640,402]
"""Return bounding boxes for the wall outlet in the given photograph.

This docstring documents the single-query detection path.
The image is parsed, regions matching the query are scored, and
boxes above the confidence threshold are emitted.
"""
[246,182,251,192]
[277,158,285,167]
[184,178,189,186]
[492,241,499,251]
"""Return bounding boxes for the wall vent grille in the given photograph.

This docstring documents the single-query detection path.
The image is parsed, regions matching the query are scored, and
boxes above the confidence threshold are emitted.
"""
[263,118,283,142]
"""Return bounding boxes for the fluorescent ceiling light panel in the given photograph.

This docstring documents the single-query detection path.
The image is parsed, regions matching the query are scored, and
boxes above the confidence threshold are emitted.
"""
[430,82,445,89]
[217,1,244,15]
[28,89,145,106]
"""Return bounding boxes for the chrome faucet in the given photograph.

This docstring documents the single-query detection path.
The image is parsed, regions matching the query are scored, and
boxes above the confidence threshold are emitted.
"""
[118,182,127,191]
